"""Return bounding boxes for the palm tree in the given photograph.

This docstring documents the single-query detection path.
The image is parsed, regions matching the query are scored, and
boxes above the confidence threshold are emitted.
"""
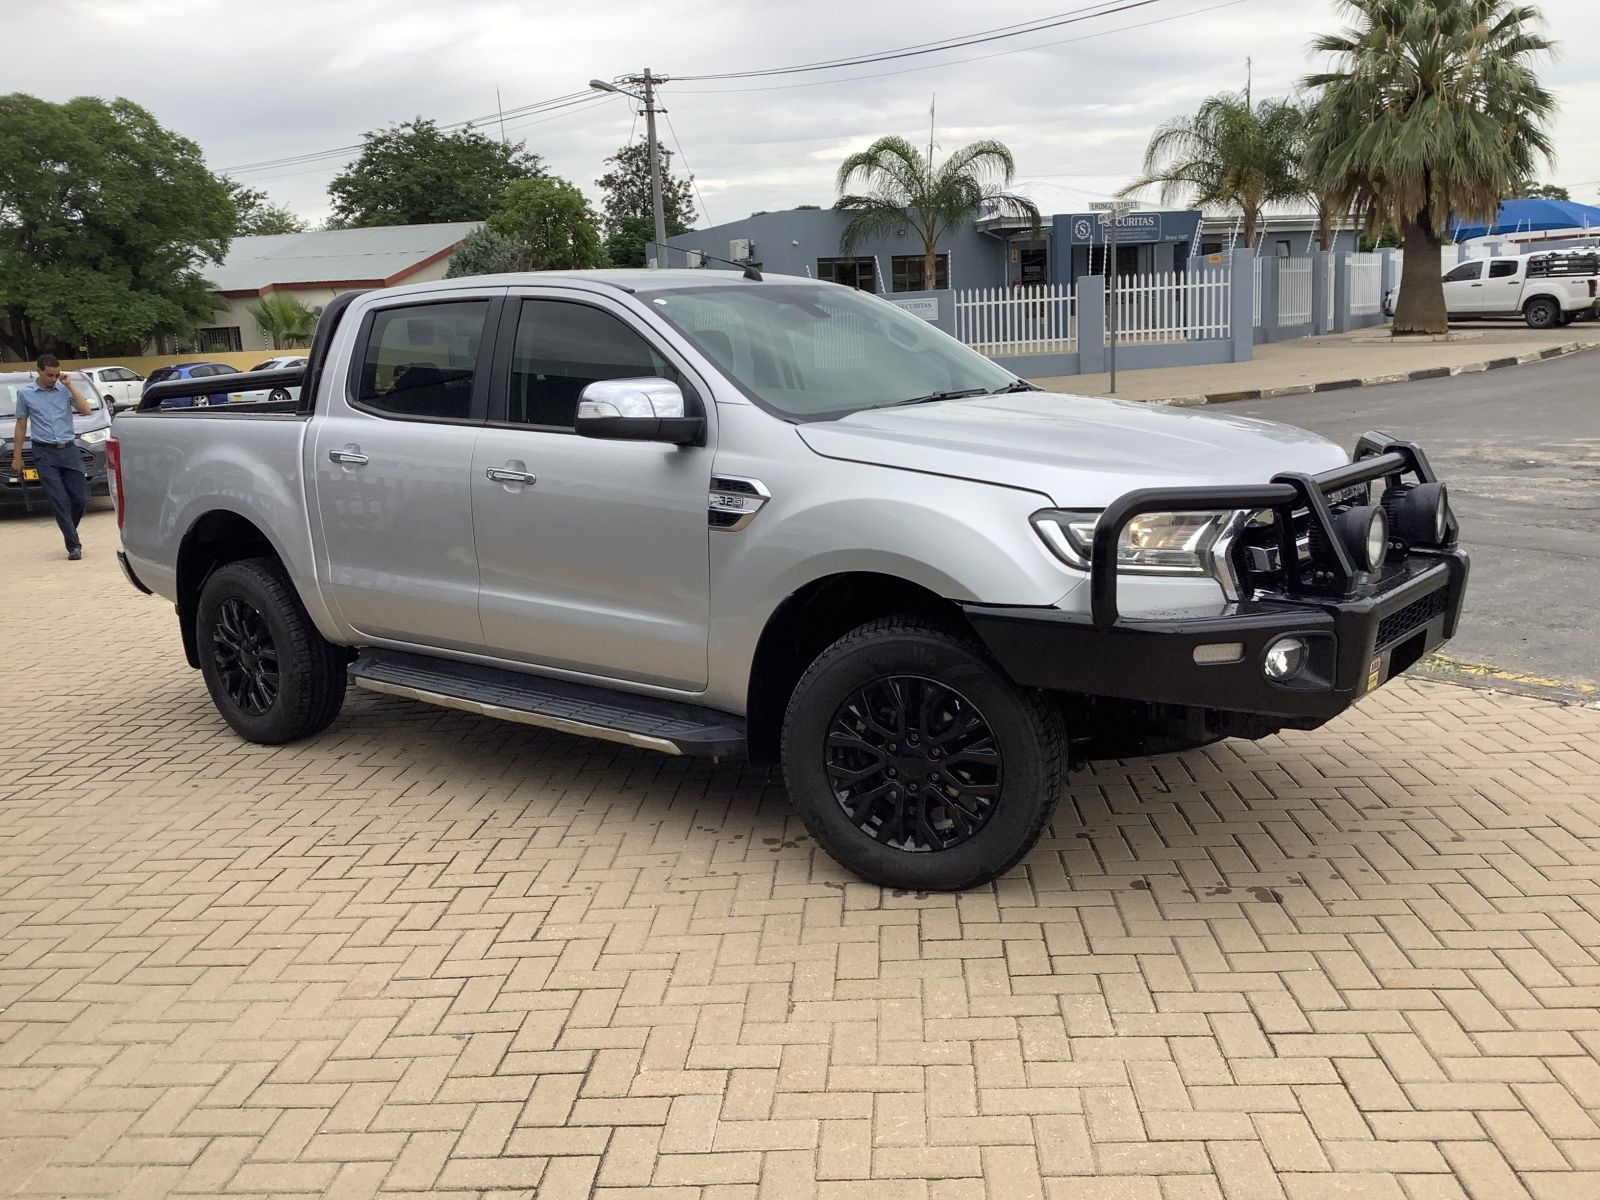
[1304,0,1555,335]
[248,293,319,349]
[1293,96,1352,252]
[1119,92,1303,249]
[836,136,1038,290]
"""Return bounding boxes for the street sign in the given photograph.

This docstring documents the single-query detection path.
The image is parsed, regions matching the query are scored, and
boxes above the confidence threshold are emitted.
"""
[1089,201,1137,213]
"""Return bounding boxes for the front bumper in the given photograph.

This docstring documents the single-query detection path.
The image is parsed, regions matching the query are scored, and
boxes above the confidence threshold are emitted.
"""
[966,548,1468,722]
[966,430,1471,725]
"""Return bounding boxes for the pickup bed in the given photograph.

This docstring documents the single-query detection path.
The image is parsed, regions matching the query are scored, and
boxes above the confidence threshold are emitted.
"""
[112,270,1469,890]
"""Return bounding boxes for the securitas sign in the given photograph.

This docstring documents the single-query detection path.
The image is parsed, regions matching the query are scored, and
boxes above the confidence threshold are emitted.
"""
[1062,212,1184,245]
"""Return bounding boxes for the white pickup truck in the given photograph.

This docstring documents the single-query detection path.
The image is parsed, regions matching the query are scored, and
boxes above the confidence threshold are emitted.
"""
[1386,249,1600,327]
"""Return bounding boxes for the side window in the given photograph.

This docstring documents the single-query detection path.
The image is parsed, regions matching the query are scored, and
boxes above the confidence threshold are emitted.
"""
[1488,260,1518,279]
[504,300,686,430]
[1443,262,1483,283]
[354,300,489,421]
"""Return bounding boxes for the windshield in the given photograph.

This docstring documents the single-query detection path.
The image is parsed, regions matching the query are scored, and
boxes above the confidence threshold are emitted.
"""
[0,379,102,419]
[647,282,1016,420]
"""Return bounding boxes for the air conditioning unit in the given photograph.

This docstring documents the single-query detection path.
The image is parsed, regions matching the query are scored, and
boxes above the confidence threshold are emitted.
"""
[729,238,752,262]
[686,251,703,269]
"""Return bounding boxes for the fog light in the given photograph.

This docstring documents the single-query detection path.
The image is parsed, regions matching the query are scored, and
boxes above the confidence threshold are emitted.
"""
[1193,642,1245,665]
[1263,636,1309,681]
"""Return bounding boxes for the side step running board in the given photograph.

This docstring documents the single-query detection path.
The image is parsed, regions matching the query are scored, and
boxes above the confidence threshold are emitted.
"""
[349,648,747,758]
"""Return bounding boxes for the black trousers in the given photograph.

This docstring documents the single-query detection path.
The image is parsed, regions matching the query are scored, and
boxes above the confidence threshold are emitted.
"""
[31,443,89,551]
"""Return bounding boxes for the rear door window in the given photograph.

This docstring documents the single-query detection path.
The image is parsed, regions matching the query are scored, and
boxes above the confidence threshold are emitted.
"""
[352,301,491,423]
[1487,261,1518,279]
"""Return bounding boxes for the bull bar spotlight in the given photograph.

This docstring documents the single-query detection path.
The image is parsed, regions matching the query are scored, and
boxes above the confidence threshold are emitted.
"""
[1383,481,1450,547]
[1332,505,1389,572]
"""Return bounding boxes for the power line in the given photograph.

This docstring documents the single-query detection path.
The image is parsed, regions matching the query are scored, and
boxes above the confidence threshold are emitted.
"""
[220,90,594,175]
[232,97,611,184]
[672,0,1168,81]
[661,109,713,229]
[672,0,1249,95]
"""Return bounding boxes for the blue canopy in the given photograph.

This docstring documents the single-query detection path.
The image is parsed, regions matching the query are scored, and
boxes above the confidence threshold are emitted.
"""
[1451,198,1600,242]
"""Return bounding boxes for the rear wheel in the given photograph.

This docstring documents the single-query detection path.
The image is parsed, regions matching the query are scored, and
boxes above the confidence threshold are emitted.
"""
[1524,297,1560,329]
[268,388,291,403]
[781,616,1065,891]
[196,557,346,744]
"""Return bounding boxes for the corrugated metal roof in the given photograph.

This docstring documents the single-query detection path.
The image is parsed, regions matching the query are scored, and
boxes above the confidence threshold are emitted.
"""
[205,222,481,292]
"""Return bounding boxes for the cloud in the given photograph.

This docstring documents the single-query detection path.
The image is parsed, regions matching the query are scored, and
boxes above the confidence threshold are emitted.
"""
[8,0,1597,224]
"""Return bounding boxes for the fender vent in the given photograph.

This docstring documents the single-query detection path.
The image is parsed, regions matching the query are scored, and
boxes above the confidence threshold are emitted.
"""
[708,476,769,531]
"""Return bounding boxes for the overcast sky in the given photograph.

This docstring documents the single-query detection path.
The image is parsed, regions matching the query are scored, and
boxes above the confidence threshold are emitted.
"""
[11,0,1599,228]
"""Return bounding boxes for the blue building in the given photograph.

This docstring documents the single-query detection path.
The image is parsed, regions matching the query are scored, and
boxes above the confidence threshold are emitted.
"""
[660,205,1360,290]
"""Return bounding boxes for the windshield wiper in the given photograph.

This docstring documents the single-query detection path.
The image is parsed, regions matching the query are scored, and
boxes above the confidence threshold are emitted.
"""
[991,379,1041,393]
[888,387,989,407]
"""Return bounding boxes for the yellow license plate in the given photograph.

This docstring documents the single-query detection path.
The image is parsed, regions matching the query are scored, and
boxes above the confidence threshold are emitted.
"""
[22,468,38,482]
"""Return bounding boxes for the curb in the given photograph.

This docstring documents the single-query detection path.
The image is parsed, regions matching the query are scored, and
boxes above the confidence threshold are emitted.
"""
[1175,339,1599,406]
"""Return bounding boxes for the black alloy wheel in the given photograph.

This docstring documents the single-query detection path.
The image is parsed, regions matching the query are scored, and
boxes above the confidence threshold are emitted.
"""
[211,597,280,715]
[825,675,1001,852]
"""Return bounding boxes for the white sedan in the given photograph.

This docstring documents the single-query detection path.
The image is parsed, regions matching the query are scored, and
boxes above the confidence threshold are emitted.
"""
[230,355,308,404]
[80,365,147,411]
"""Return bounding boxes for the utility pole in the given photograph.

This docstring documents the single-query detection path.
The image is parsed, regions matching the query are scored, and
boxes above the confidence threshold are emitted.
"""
[1245,56,1252,107]
[641,70,668,269]
[590,71,670,268]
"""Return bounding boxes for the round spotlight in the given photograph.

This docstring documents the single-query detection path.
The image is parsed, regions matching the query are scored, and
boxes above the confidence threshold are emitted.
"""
[1263,636,1308,681]
[1384,481,1450,546]
[1333,505,1389,571]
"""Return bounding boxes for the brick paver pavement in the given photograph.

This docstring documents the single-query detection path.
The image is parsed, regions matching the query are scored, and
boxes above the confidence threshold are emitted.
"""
[5,507,1600,1200]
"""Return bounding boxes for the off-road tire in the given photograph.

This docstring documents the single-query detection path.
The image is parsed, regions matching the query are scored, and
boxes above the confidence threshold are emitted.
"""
[196,557,346,744]
[1524,297,1560,329]
[780,616,1065,890]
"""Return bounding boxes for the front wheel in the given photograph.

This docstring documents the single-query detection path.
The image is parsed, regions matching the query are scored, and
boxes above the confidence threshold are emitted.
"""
[196,557,346,744]
[268,388,291,403]
[780,617,1065,891]
[1525,298,1560,329]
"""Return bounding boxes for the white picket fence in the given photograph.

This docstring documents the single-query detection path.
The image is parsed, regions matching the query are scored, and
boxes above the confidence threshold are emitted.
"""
[1111,266,1231,343]
[1278,258,1314,325]
[1347,253,1384,315]
[953,284,1075,354]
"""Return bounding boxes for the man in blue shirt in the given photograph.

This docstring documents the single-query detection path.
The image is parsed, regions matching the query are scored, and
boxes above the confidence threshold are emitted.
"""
[11,354,95,560]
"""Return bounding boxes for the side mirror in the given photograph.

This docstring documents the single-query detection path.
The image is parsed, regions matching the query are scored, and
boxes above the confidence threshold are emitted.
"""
[576,377,704,445]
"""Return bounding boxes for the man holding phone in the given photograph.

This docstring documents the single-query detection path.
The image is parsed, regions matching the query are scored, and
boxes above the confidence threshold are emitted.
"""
[12,354,94,560]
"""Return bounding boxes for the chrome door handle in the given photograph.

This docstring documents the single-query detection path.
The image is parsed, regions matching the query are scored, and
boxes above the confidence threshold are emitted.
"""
[328,449,369,466]
[485,467,537,484]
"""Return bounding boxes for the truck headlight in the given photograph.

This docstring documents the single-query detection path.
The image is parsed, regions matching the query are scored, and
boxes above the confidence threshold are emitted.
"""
[79,428,111,444]
[1032,509,1233,576]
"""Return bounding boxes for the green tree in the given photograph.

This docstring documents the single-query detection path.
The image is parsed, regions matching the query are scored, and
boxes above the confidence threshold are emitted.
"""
[224,179,308,236]
[1119,91,1303,249]
[0,94,232,360]
[248,293,319,348]
[1305,0,1556,334]
[596,142,697,241]
[446,226,534,278]
[602,216,655,269]
[327,118,543,228]
[1515,181,1570,200]
[835,135,1038,289]
[487,177,606,270]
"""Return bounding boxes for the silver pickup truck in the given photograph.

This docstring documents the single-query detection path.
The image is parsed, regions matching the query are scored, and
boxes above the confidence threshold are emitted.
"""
[112,270,1468,890]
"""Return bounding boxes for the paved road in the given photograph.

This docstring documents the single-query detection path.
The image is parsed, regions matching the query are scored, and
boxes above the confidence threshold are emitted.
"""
[1226,351,1600,693]
[6,507,1600,1199]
